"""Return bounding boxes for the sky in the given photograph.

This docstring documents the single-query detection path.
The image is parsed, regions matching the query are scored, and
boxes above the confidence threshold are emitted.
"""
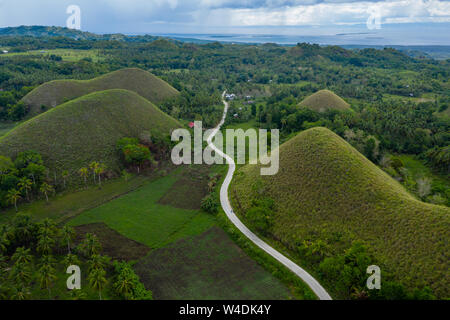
[0,0,449,44]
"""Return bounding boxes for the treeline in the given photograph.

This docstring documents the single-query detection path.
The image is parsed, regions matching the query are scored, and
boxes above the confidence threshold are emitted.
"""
[0,214,151,300]
[2,35,448,124]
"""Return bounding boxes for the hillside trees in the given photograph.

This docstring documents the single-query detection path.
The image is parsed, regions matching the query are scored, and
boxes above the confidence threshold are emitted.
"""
[117,137,153,173]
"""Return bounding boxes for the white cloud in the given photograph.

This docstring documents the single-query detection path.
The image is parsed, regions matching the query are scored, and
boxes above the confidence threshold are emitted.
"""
[197,0,450,26]
[0,0,448,30]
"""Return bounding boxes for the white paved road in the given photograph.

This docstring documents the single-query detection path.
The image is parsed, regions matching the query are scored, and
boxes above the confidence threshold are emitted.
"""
[206,91,332,300]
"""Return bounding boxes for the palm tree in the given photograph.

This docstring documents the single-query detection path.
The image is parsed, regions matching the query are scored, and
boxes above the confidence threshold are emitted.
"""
[10,286,31,300]
[39,218,57,236]
[0,234,9,255]
[6,189,21,212]
[121,170,132,182]
[18,177,33,201]
[79,233,101,257]
[38,255,56,299]
[10,264,32,286]
[0,281,11,300]
[11,247,33,265]
[0,254,8,277]
[88,268,107,300]
[114,273,134,299]
[62,225,75,254]
[89,161,99,183]
[62,170,70,189]
[95,164,106,187]
[281,117,287,130]
[88,254,110,272]
[63,253,80,267]
[79,167,88,186]
[70,288,87,300]
[40,182,54,202]
[37,235,55,255]
[13,215,34,245]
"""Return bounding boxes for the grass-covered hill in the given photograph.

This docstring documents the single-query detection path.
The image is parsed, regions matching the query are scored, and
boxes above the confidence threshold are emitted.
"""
[299,89,350,112]
[22,68,179,116]
[0,89,181,174]
[230,127,449,298]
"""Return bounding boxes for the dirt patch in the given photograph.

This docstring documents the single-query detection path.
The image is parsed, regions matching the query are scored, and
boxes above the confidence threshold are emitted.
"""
[158,165,211,210]
[74,223,150,261]
[134,226,292,300]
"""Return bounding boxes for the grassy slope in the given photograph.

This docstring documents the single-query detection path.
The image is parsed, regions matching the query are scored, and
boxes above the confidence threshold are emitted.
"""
[0,89,181,174]
[299,89,350,112]
[230,127,449,297]
[22,68,179,116]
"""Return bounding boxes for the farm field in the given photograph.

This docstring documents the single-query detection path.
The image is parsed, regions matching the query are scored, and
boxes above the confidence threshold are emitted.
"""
[0,49,105,62]
[0,174,150,224]
[67,165,299,299]
[135,227,293,300]
[68,167,216,248]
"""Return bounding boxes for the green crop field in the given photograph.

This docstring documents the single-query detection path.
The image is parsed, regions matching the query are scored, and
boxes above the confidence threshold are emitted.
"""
[0,174,150,225]
[67,166,299,299]
[1,49,104,62]
[68,168,216,248]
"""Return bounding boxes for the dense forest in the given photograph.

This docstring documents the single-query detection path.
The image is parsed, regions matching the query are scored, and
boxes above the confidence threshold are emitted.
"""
[0,30,449,207]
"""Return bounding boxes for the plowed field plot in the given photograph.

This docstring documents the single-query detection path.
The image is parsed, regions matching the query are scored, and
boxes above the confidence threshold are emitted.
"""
[158,165,210,209]
[74,222,150,261]
[134,227,293,300]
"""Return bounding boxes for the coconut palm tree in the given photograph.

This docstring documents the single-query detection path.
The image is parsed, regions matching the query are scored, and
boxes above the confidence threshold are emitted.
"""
[10,286,31,300]
[10,264,32,286]
[11,247,33,265]
[114,273,134,299]
[40,182,54,203]
[6,189,21,212]
[88,254,110,272]
[88,268,107,300]
[95,164,106,187]
[63,253,80,267]
[121,170,132,182]
[89,161,99,183]
[79,167,88,186]
[37,235,55,255]
[79,233,101,257]
[70,288,87,300]
[17,177,33,201]
[0,234,9,255]
[62,225,75,254]
[39,218,57,235]
[13,215,34,245]
[38,255,56,299]
[62,170,70,189]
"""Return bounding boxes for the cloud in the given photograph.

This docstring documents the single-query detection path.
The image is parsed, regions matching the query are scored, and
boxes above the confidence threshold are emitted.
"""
[0,0,449,32]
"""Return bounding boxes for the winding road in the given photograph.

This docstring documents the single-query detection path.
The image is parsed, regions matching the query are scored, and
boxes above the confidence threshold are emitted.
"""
[206,91,332,301]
